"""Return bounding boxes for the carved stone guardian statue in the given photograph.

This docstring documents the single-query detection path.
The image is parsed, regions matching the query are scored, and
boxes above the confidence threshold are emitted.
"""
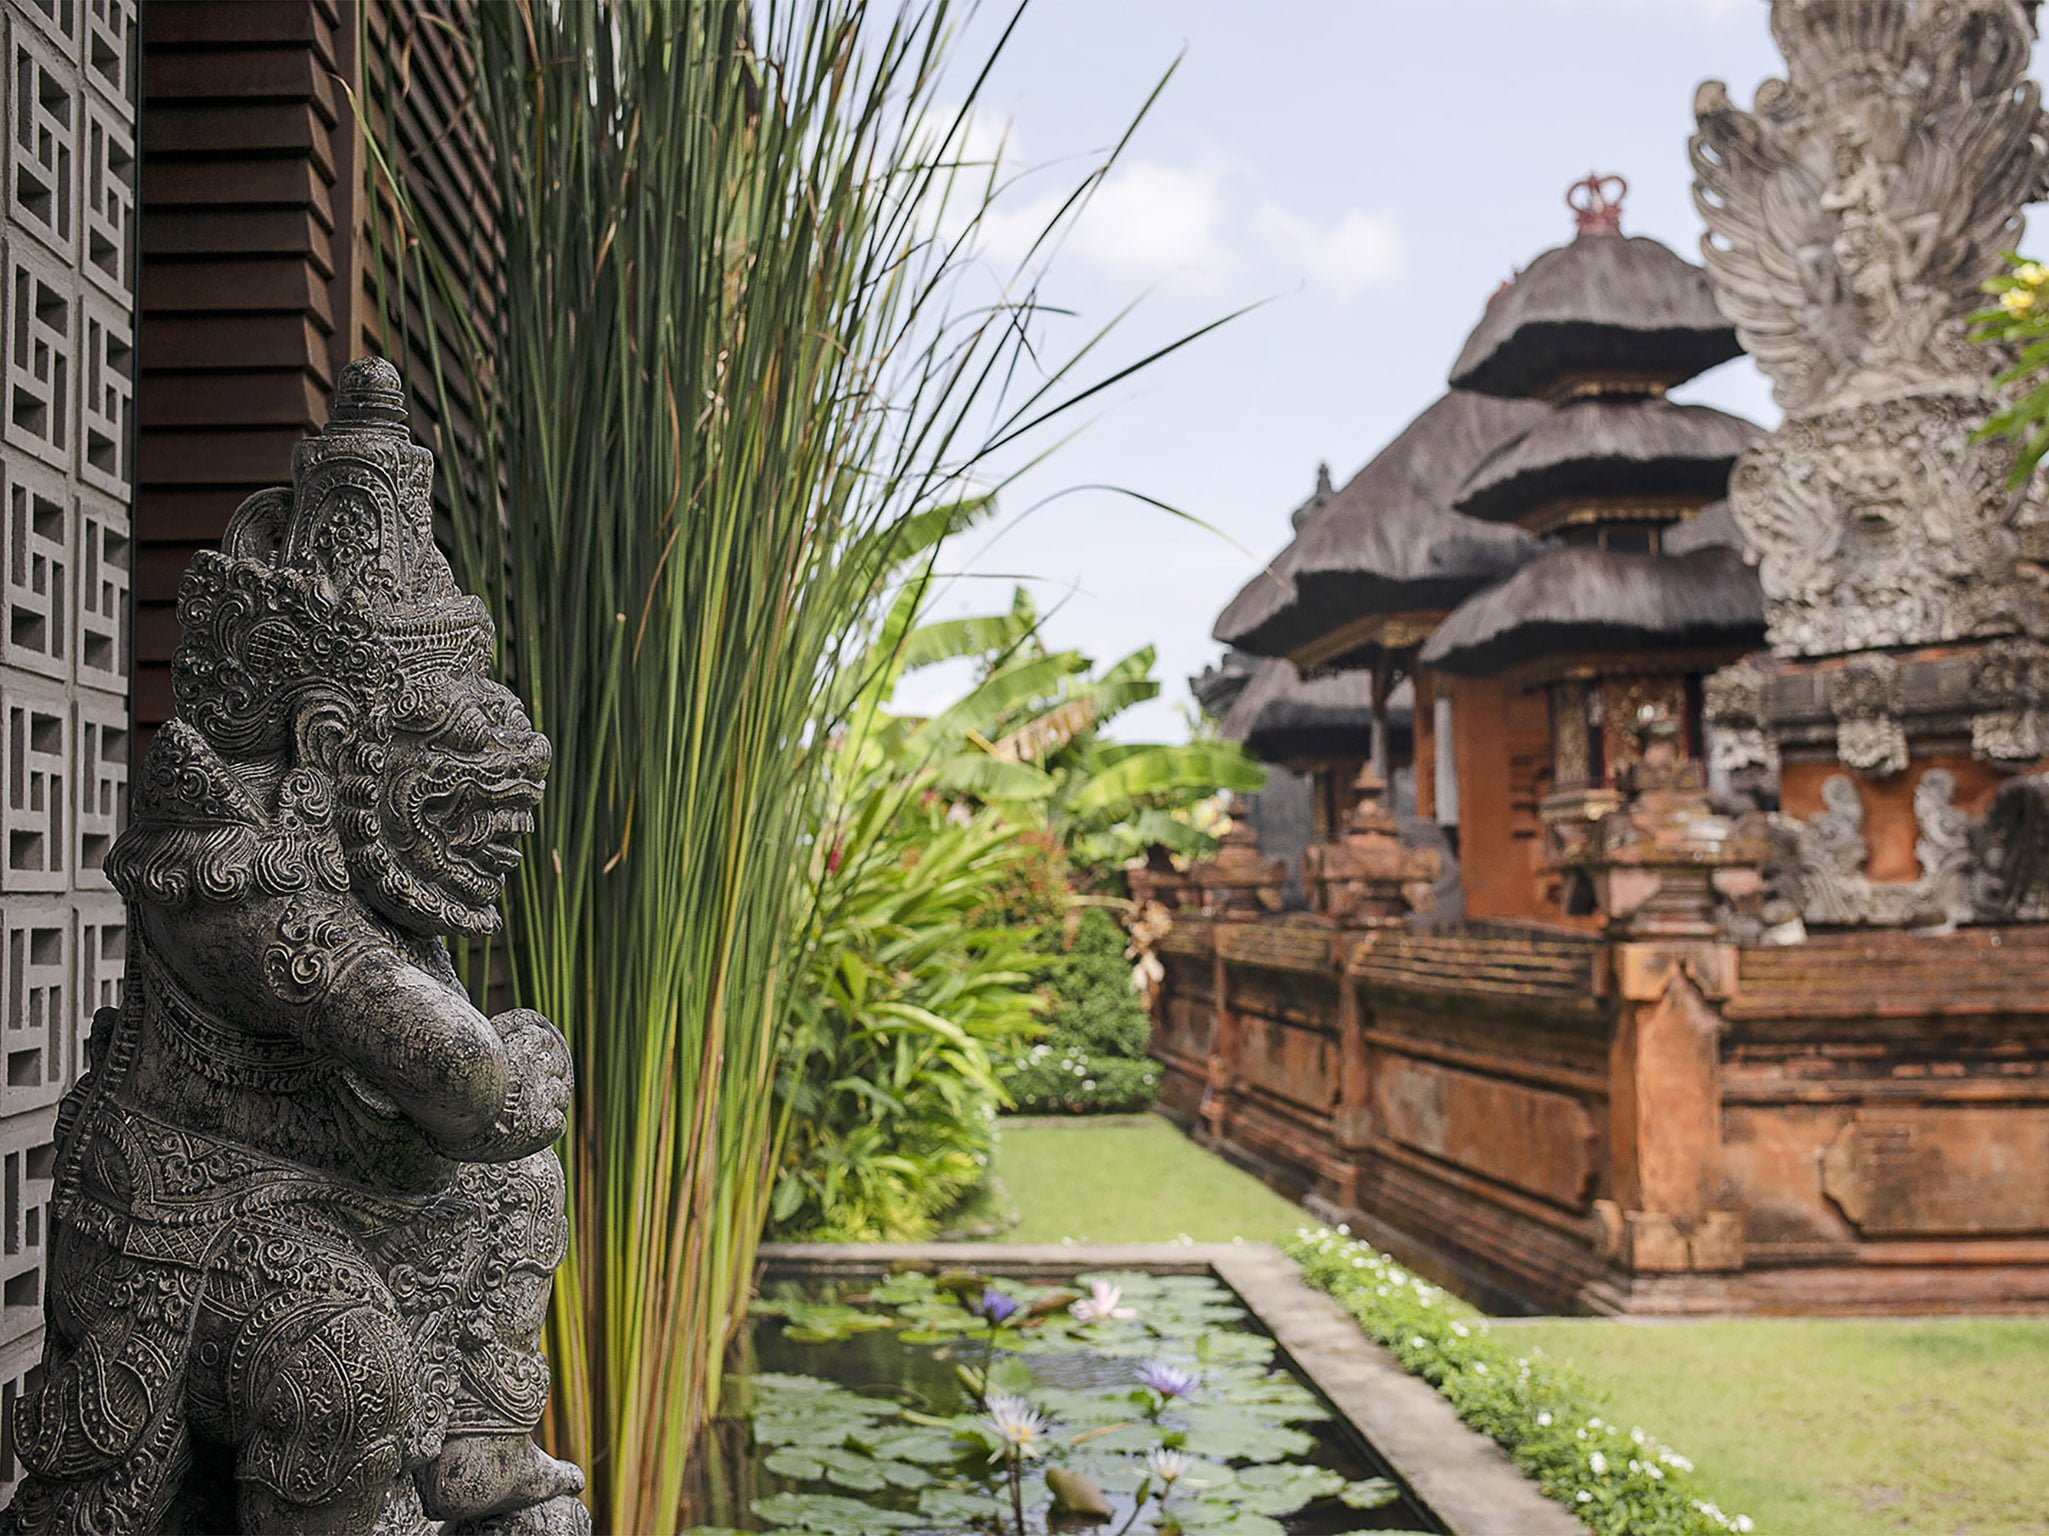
[0,360,587,1535]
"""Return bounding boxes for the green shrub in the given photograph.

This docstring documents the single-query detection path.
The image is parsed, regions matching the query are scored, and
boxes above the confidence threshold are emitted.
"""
[1002,909,1161,1114]
[770,795,1045,1243]
[1288,1227,1754,1536]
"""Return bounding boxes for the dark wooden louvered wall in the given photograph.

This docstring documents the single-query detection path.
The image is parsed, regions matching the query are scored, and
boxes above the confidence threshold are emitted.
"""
[135,0,490,735]
[135,0,356,731]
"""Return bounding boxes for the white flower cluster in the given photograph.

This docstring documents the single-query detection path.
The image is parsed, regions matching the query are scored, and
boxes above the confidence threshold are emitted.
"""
[1026,1042,1098,1091]
[1288,1226,1755,1536]
[1017,1042,1157,1100]
[1691,1502,1753,1533]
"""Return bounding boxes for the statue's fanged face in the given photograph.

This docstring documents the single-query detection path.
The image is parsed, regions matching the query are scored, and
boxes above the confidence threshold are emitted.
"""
[343,670,551,936]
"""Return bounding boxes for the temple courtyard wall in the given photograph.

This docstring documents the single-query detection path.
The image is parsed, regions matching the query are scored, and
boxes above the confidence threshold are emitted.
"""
[1150,914,2049,1315]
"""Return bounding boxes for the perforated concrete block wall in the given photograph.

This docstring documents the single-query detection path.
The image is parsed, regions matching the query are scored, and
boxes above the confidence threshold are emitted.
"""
[0,0,134,1496]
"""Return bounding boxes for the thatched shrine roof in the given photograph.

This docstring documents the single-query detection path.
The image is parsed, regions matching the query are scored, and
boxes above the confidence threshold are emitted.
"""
[1449,232,1740,398]
[1222,660,1408,765]
[1418,545,1765,677]
[1451,397,1761,526]
[1214,391,1550,658]
[1291,464,1336,530]
[1191,649,1259,720]
[1449,175,1738,399]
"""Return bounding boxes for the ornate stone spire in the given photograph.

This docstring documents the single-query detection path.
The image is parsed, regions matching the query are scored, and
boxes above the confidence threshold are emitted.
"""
[1690,1,2049,934]
[1691,0,2049,658]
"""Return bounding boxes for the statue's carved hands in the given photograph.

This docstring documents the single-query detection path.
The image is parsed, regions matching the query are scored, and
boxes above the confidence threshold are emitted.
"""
[443,1009,571,1163]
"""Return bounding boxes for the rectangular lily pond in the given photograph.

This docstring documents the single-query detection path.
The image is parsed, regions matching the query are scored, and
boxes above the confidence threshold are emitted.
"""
[679,1266,1442,1535]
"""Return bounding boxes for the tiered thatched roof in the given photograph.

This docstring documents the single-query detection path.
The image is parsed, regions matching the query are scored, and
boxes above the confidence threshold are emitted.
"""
[1419,545,1764,677]
[1452,397,1760,527]
[1214,391,1549,659]
[1191,649,1259,720]
[1422,179,1761,680]
[1221,660,1408,765]
[1449,233,1740,399]
[1213,178,1761,690]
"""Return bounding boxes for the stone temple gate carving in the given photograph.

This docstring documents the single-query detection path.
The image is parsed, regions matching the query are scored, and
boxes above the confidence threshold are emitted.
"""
[1692,0,2049,930]
[0,359,587,1535]
[1692,0,2049,660]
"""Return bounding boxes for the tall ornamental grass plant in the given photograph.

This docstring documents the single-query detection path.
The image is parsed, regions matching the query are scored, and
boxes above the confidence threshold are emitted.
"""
[370,3,1226,1527]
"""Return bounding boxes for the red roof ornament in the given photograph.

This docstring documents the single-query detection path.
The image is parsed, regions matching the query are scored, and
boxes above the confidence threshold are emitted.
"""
[1567,172,1627,236]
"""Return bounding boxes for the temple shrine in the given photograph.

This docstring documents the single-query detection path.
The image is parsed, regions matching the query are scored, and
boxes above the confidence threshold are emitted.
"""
[1151,0,2049,1314]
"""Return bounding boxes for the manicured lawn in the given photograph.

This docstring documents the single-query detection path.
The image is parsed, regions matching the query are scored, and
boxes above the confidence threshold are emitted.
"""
[1508,1315,2049,1536]
[988,1114,2049,1536]
[986,1114,1308,1244]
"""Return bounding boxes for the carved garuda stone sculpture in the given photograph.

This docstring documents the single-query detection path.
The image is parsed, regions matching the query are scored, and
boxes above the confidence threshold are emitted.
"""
[1692,0,2049,659]
[0,360,588,1536]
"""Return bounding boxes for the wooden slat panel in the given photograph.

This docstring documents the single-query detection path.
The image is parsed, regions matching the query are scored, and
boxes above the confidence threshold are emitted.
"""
[135,1,355,734]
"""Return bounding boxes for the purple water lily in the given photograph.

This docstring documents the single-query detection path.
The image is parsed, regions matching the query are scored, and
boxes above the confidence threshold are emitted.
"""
[1137,1361,1199,1400]
[974,1287,1022,1326]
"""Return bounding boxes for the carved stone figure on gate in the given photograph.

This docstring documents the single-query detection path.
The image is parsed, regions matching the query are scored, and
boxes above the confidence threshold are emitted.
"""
[1689,0,2049,929]
[0,360,588,1536]
[1691,0,2049,658]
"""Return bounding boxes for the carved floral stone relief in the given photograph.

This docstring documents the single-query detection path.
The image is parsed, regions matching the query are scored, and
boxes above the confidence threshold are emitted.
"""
[1970,638,2049,764]
[1829,654,1909,779]
[1768,769,1980,930]
[1702,657,1778,793]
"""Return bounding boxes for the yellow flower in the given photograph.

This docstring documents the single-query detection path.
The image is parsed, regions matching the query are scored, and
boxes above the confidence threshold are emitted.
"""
[2017,262,2049,287]
[2002,287,2037,316]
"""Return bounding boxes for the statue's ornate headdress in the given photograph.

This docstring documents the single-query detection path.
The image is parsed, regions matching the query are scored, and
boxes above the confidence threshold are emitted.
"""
[116,359,530,931]
[172,357,494,756]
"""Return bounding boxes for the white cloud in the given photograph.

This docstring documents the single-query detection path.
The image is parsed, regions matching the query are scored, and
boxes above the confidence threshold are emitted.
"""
[1252,204,1406,296]
[1068,161,1234,278]
[971,156,1404,300]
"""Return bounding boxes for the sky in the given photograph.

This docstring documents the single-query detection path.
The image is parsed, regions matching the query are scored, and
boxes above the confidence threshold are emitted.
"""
[884,0,2038,740]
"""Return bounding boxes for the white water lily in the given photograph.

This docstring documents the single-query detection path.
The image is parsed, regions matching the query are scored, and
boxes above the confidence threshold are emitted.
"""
[1071,1280,1138,1324]
[984,1394,1051,1460]
[1145,1447,1194,1485]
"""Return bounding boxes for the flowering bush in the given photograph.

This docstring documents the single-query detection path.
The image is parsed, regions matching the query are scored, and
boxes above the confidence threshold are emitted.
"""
[1287,1227,1754,1536]
[1973,254,2049,480]
[1002,909,1161,1113]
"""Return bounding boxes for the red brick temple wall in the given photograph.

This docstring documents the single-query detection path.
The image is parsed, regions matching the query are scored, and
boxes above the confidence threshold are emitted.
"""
[1150,915,2049,1315]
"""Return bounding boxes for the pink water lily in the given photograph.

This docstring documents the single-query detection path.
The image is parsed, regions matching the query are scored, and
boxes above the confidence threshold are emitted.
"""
[1071,1280,1138,1324]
